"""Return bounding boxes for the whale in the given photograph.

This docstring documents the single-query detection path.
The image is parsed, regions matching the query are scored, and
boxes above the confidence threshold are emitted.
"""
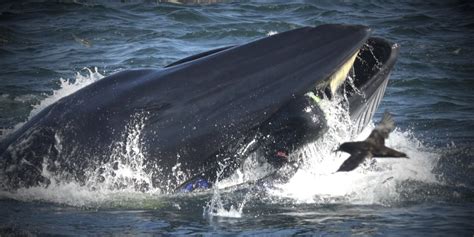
[0,24,399,192]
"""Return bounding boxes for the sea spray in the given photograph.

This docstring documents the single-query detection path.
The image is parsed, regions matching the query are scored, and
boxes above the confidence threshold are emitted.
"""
[206,93,441,213]
[85,112,159,193]
[270,97,440,205]
[0,111,164,207]
[204,182,252,218]
[30,67,104,119]
[8,68,104,134]
[0,69,164,207]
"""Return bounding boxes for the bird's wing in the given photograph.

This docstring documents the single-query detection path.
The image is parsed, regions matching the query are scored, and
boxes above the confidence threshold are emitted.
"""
[366,111,395,146]
[372,146,407,158]
[337,150,372,172]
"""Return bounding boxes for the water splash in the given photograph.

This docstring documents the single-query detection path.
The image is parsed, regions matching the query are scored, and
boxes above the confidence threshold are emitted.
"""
[10,68,104,133]
[267,31,278,36]
[204,94,440,217]
[269,97,439,205]
[202,151,269,218]
[0,111,162,207]
[204,187,248,218]
[270,130,438,205]
[0,69,166,207]
[31,67,103,119]
[85,112,159,193]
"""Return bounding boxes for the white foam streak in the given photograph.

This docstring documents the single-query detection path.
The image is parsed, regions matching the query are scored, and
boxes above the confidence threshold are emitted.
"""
[267,31,278,36]
[33,68,103,117]
[0,182,161,208]
[12,68,104,132]
[0,183,105,207]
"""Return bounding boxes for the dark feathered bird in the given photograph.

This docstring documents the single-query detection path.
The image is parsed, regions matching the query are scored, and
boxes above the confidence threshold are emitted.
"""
[336,112,407,172]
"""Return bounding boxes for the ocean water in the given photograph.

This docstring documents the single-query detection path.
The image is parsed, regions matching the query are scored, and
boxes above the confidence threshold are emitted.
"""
[0,0,473,236]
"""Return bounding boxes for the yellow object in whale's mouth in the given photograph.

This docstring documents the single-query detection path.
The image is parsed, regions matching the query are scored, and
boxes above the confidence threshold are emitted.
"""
[306,50,359,103]
[328,50,359,95]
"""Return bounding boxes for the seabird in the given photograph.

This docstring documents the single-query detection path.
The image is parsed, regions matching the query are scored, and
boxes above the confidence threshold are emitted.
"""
[336,111,407,172]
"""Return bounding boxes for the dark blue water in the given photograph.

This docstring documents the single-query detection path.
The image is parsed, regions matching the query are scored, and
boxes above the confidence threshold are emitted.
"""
[1,1,473,236]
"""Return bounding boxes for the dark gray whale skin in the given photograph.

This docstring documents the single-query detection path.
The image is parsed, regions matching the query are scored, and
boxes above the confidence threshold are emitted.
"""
[0,24,371,191]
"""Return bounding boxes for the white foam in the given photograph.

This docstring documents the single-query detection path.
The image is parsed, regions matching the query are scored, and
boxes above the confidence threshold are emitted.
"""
[0,182,161,208]
[268,99,439,205]
[11,67,104,132]
[267,31,278,36]
[0,111,163,207]
[34,68,103,116]
[269,128,438,205]
[84,112,161,194]
[0,68,165,207]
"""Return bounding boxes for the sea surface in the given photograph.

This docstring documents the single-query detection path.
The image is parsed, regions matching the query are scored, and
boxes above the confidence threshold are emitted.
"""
[0,0,473,236]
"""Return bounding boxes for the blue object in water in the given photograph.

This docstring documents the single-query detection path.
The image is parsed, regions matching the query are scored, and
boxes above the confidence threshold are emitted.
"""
[181,178,210,192]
